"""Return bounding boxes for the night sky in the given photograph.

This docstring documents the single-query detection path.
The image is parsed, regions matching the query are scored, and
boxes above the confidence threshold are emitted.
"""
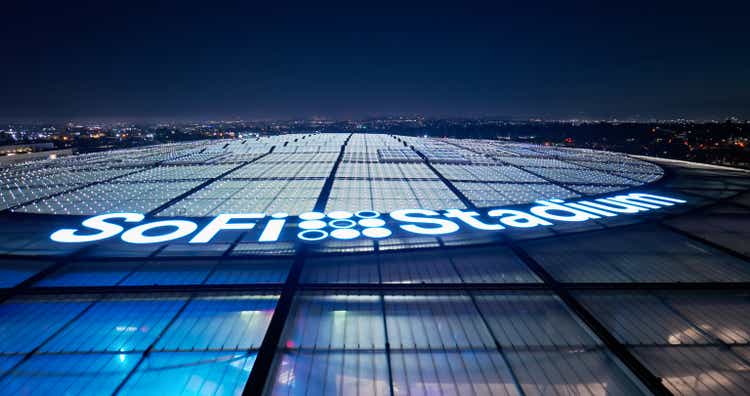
[2,1,749,120]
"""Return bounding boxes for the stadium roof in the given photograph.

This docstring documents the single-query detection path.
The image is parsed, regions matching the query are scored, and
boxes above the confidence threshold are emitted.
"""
[0,133,749,395]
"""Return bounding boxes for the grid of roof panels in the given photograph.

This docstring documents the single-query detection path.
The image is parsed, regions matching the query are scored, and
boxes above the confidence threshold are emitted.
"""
[1,151,750,395]
[2,133,663,216]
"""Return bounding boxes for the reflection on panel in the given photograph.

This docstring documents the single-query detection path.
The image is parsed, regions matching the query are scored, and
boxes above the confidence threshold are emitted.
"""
[300,254,380,284]
[380,251,462,284]
[35,261,140,287]
[632,346,750,396]
[120,352,256,396]
[0,259,52,288]
[447,247,540,283]
[579,291,750,346]
[390,350,520,396]
[0,353,139,395]
[667,293,750,344]
[522,225,750,283]
[266,351,390,396]
[156,294,277,351]
[41,295,187,352]
[385,293,495,349]
[281,293,385,349]
[0,296,93,353]
[0,355,23,377]
[120,260,215,286]
[577,292,713,345]
[474,292,599,348]
[506,349,646,396]
[206,260,291,284]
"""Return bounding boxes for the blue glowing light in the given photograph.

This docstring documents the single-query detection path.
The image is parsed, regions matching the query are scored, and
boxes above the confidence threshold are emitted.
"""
[358,218,386,228]
[327,211,353,220]
[330,229,360,240]
[355,210,380,219]
[298,230,328,241]
[329,219,356,229]
[299,220,327,230]
[49,192,686,245]
[362,227,392,238]
[299,212,325,221]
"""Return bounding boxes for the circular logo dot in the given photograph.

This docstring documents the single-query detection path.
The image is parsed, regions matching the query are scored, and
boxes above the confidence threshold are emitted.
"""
[329,219,356,229]
[363,227,392,238]
[327,211,353,220]
[330,229,360,240]
[299,212,326,221]
[298,230,328,241]
[355,210,381,219]
[299,220,327,230]
[358,218,386,228]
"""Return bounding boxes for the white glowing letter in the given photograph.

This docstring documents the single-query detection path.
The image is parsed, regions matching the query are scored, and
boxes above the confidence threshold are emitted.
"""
[258,217,287,242]
[389,209,460,235]
[121,220,198,244]
[529,200,600,222]
[487,209,553,228]
[189,213,265,243]
[50,213,144,243]
[444,209,504,231]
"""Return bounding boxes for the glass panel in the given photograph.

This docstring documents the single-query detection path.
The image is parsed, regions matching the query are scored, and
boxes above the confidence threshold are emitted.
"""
[632,346,750,396]
[120,260,216,286]
[380,251,462,284]
[300,254,379,284]
[665,205,750,257]
[266,351,390,396]
[0,296,93,353]
[473,292,600,348]
[390,350,520,396]
[666,293,750,344]
[447,247,540,283]
[0,259,52,288]
[506,349,647,395]
[384,293,495,349]
[156,294,278,351]
[521,225,750,283]
[0,355,23,376]
[578,291,750,346]
[206,260,291,284]
[41,295,187,352]
[35,261,140,287]
[0,353,139,395]
[281,293,385,349]
[119,351,256,396]
[576,292,713,345]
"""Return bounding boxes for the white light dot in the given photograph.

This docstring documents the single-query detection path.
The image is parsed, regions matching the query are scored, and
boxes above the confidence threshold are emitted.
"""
[298,230,328,241]
[363,227,392,238]
[329,219,356,229]
[327,211,353,219]
[358,218,386,228]
[330,229,360,240]
[299,220,327,230]
[299,212,325,220]
[355,210,381,219]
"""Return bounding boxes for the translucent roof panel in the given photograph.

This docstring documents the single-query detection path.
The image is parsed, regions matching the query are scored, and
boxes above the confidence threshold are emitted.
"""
[1,134,664,217]
[521,224,750,283]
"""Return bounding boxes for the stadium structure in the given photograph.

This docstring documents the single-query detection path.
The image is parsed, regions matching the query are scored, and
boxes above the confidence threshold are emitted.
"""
[0,133,749,395]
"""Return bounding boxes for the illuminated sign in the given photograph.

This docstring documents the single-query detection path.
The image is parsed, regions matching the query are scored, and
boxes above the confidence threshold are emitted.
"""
[49,192,686,244]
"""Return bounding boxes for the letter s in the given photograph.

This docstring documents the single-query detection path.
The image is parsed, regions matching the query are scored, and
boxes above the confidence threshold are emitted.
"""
[389,209,459,235]
[50,213,145,243]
